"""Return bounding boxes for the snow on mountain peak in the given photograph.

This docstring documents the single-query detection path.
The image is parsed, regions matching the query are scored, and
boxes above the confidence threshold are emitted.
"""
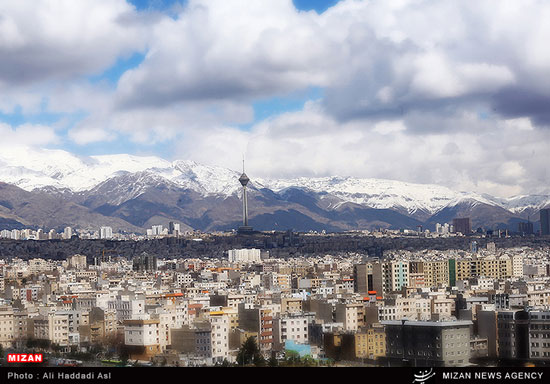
[1,147,549,214]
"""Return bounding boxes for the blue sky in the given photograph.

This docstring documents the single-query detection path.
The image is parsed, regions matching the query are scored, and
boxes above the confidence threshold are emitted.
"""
[129,0,341,13]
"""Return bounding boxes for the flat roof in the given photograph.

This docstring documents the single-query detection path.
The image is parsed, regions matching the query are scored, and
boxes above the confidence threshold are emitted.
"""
[381,320,473,327]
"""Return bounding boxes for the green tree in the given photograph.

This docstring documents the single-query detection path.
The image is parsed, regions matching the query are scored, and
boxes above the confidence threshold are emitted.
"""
[268,355,279,367]
[281,351,318,367]
[253,353,266,367]
[302,355,317,367]
[282,350,301,366]
[237,337,262,366]
[119,347,129,366]
[219,359,233,367]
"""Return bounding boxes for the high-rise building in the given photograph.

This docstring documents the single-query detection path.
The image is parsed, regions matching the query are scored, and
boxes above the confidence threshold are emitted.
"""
[132,252,157,272]
[168,222,181,236]
[353,263,372,294]
[540,209,550,236]
[150,225,163,236]
[227,248,261,263]
[382,320,472,367]
[518,221,534,235]
[367,260,408,296]
[100,226,113,239]
[63,227,72,240]
[68,254,87,270]
[452,218,471,235]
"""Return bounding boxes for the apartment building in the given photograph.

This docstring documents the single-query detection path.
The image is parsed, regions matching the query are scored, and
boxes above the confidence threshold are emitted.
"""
[355,324,386,360]
[379,296,431,321]
[498,309,550,360]
[423,260,450,288]
[0,306,14,348]
[124,319,161,361]
[335,302,364,331]
[209,311,230,363]
[278,315,309,345]
[383,320,472,367]
[238,304,275,356]
[281,297,303,315]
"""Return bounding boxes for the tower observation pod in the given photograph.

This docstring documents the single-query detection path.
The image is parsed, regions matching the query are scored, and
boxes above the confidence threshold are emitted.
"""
[238,160,254,234]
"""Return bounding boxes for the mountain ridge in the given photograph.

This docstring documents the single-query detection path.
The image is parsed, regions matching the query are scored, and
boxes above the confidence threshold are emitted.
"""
[1,147,549,232]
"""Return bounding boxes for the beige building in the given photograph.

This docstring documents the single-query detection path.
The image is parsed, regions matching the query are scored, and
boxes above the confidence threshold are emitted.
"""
[68,254,87,270]
[511,255,524,278]
[281,297,303,315]
[355,324,386,360]
[335,302,365,331]
[0,306,14,348]
[431,295,455,320]
[423,260,450,288]
[85,307,117,344]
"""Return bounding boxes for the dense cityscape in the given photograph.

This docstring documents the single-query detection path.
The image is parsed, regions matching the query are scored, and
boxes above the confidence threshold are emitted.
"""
[1,184,550,368]
[1,150,550,369]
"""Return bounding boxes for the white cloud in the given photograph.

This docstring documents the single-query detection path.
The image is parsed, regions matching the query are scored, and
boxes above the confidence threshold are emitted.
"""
[68,127,116,146]
[168,103,550,197]
[0,0,147,86]
[114,0,335,108]
[1,0,549,197]
[0,123,59,147]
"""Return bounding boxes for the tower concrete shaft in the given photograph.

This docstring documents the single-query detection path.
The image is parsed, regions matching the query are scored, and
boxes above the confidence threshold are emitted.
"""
[242,185,248,226]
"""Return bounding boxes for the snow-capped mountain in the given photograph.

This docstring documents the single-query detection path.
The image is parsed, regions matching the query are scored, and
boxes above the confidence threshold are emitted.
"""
[260,176,500,216]
[0,146,548,232]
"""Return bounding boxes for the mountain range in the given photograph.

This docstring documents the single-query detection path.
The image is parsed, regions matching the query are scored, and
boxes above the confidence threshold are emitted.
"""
[0,147,549,233]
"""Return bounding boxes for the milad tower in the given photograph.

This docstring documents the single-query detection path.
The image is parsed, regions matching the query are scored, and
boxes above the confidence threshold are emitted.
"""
[238,160,254,234]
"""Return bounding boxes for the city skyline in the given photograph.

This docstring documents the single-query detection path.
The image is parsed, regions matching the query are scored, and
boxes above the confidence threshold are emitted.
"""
[1,0,549,199]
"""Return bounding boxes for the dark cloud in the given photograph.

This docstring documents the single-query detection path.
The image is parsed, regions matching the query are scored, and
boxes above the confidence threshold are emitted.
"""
[492,87,550,127]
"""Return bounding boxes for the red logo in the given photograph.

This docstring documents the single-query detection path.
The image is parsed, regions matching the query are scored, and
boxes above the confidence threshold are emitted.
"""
[7,354,43,363]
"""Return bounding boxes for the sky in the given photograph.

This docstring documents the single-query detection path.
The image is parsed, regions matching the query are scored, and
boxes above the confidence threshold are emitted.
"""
[1,0,549,198]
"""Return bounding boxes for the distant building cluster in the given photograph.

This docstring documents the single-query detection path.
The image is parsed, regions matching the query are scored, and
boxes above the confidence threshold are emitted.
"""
[0,241,550,367]
[2,208,550,244]
[0,227,74,241]
[0,221,188,242]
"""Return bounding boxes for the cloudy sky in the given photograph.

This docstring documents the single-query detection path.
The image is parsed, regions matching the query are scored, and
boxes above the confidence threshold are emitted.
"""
[1,0,549,197]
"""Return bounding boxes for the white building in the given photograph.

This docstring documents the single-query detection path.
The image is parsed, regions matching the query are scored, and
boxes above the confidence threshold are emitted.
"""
[228,249,261,263]
[279,316,309,345]
[209,311,230,363]
[124,319,161,358]
[63,227,73,240]
[100,227,113,240]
